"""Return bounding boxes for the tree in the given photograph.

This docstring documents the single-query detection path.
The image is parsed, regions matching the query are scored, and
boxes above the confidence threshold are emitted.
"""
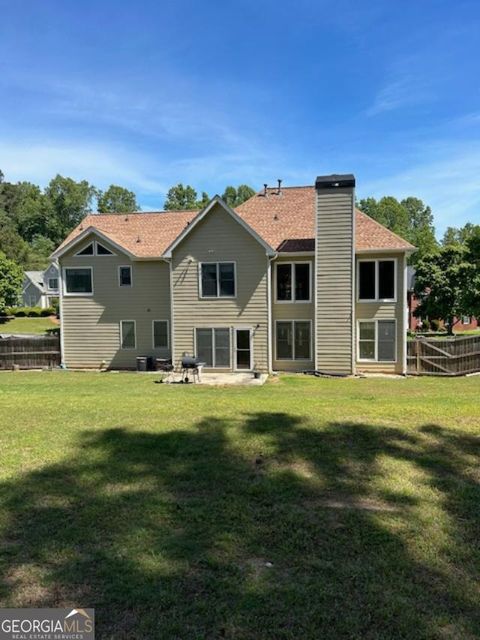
[442,222,478,247]
[0,252,23,313]
[164,184,199,211]
[221,184,255,207]
[28,235,56,270]
[45,175,96,240]
[196,191,210,209]
[358,195,437,263]
[414,245,472,334]
[97,185,139,213]
[463,226,480,317]
[0,212,31,267]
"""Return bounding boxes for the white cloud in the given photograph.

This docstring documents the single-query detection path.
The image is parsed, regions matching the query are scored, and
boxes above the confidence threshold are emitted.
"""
[360,142,480,233]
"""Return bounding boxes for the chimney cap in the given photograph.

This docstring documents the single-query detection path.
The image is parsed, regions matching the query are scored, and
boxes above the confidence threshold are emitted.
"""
[315,174,355,189]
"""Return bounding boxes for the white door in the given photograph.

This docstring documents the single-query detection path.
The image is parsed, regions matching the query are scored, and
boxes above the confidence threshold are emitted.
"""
[235,329,252,370]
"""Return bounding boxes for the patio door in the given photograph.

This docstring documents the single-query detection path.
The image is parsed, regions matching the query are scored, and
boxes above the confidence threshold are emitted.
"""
[235,329,252,370]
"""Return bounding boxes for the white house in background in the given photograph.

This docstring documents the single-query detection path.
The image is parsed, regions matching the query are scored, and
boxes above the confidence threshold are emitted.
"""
[22,263,59,308]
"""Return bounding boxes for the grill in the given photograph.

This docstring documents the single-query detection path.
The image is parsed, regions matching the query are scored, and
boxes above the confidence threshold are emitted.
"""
[181,355,204,383]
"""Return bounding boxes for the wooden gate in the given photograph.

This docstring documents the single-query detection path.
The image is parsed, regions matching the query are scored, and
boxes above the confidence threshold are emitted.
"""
[407,335,480,376]
[0,335,61,370]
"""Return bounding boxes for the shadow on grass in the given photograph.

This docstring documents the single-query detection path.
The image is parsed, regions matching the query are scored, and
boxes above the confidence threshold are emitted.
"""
[0,415,479,639]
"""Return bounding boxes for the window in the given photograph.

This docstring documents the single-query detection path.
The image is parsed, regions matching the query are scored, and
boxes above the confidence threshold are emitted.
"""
[358,320,396,362]
[75,241,115,256]
[358,260,396,301]
[48,278,58,290]
[276,263,311,302]
[96,242,113,255]
[195,328,231,367]
[200,263,235,298]
[120,320,136,349]
[462,316,471,325]
[76,243,94,256]
[64,267,93,295]
[153,320,169,349]
[276,321,311,360]
[119,266,132,287]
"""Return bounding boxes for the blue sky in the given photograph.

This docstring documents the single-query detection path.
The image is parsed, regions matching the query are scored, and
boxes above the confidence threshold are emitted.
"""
[1,0,480,234]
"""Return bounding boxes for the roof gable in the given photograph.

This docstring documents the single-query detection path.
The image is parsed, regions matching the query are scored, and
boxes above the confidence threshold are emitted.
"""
[162,196,276,258]
[52,185,415,260]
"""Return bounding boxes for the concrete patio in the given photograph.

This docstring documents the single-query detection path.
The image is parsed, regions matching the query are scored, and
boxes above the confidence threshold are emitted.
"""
[161,371,268,386]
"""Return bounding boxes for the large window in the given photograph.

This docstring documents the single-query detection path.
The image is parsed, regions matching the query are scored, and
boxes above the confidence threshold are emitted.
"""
[276,263,311,302]
[118,266,132,287]
[196,328,231,367]
[63,267,93,295]
[358,320,396,362]
[200,263,235,298]
[153,320,169,349]
[276,321,312,360]
[358,259,396,301]
[120,320,136,349]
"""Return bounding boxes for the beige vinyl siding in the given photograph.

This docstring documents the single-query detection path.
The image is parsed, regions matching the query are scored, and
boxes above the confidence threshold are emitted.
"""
[315,187,354,374]
[272,255,315,371]
[171,203,269,372]
[60,235,170,368]
[355,252,406,374]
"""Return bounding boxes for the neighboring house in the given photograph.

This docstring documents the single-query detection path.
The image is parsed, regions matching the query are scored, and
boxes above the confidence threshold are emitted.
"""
[407,266,478,332]
[22,263,60,309]
[51,174,415,374]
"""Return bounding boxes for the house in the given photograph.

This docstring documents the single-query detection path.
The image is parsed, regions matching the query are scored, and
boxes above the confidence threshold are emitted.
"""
[51,174,415,374]
[22,263,60,309]
[407,266,478,332]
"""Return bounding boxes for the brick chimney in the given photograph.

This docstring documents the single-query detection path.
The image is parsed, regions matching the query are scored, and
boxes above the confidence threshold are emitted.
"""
[315,174,355,374]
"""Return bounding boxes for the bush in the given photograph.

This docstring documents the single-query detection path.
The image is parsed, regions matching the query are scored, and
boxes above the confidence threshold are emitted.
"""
[422,319,431,331]
[40,307,55,317]
[430,319,441,332]
[6,306,48,317]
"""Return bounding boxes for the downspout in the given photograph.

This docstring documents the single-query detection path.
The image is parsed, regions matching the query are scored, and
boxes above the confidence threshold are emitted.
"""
[165,257,175,369]
[267,253,277,374]
[402,254,408,375]
[54,258,66,368]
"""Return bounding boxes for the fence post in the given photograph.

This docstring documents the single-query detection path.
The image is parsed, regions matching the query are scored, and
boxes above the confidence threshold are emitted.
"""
[416,339,420,374]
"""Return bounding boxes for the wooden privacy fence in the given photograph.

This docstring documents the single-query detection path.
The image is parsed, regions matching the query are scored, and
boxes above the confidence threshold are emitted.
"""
[0,335,61,370]
[407,335,480,376]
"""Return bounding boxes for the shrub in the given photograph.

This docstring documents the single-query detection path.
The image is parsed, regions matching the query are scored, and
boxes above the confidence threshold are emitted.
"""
[40,307,55,317]
[15,307,27,317]
[422,319,431,331]
[27,307,42,317]
[430,319,441,332]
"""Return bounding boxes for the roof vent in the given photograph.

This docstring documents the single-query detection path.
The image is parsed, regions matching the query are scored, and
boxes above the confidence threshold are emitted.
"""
[263,183,268,197]
[273,214,279,221]
[136,236,141,243]
[277,179,282,195]
[124,215,129,221]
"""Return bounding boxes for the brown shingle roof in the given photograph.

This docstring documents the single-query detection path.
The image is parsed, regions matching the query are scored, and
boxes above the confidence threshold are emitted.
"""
[237,186,415,252]
[57,210,198,258]
[56,186,415,258]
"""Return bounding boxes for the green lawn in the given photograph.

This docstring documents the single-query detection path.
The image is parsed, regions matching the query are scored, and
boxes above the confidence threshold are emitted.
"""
[0,316,58,334]
[0,373,479,639]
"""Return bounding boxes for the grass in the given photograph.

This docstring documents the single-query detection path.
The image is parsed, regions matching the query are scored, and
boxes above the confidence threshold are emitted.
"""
[0,372,479,639]
[0,316,58,334]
